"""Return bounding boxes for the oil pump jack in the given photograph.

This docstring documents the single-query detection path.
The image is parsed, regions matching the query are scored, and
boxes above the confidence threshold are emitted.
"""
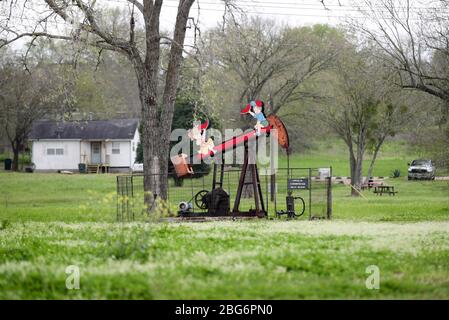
[171,114,290,218]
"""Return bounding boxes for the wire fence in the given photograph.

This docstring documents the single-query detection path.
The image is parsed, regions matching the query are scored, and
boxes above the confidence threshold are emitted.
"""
[117,167,332,221]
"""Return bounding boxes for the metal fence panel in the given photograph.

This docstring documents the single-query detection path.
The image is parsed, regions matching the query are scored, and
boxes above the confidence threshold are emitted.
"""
[116,167,332,221]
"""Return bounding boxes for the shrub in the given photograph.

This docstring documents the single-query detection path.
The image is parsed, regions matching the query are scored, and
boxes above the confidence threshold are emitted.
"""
[392,169,401,178]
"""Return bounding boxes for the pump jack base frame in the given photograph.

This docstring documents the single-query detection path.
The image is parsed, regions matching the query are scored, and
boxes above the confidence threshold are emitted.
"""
[178,210,266,219]
[162,215,263,223]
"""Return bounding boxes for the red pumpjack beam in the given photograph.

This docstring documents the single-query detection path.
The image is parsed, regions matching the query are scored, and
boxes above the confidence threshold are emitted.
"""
[193,126,272,162]
[172,126,272,178]
[171,114,289,177]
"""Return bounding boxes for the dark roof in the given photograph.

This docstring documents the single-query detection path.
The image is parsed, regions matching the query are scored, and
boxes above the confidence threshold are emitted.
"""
[29,119,139,140]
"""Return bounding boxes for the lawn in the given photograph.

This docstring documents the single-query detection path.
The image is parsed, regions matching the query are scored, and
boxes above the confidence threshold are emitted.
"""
[0,142,448,299]
[1,220,449,299]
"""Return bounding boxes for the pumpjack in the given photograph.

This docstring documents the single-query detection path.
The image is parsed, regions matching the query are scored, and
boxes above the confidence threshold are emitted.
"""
[171,114,289,218]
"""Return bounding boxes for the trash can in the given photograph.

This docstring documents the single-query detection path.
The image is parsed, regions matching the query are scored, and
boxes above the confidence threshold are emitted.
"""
[25,163,36,173]
[4,158,12,170]
[78,163,87,174]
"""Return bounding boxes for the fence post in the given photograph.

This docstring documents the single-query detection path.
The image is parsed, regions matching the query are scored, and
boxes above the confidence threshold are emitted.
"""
[308,168,312,220]
[327,166,332,219]
[270,174,276,202]
[131,175,135,221]
[265,174,269,218]
[116,176,120,222]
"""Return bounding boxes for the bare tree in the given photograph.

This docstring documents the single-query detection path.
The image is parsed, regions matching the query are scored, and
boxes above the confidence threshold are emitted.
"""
[351,0,449,103]
[203,18,341,120]
[0,0,198,208]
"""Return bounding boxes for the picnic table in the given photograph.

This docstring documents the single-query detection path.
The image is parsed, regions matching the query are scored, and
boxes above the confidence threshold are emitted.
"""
[373,185,397,196]
[361,180,384,190]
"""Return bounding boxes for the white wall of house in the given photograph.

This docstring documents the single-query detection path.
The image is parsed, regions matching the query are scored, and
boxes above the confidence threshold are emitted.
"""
[105,140,131,167]
[32,140,81,170]
[31,128,139,170]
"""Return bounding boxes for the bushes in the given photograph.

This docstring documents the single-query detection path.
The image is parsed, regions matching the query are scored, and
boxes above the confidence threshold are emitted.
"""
[391,169,401,178]
[0,153,31,167]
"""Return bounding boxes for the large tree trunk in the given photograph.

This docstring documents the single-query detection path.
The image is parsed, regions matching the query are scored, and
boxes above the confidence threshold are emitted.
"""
[135,0,194,212]
[10,137,20,172]
[350,126,367,196]
[349,151,359,197]
[348,141,363,197]
[354,154,363,188]
[138,89,173,208]
[141,96,163,209]
[349,156,363,197]
[12,147,19,172]
[133,54,163,210]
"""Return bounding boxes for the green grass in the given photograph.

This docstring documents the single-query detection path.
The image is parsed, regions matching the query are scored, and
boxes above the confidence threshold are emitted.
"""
[1,172,447,223]
[333,179,449,221]
[0,172,116,222]
[0,139,448,299]
[0,221,448,299]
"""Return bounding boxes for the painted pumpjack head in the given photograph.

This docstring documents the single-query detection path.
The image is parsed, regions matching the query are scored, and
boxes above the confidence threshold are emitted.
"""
[241,100,264,114]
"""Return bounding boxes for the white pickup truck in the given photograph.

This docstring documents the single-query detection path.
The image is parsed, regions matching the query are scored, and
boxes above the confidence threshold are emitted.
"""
[407,159,435,180]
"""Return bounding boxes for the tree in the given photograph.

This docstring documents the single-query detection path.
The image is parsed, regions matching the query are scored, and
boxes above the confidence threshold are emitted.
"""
[321,45,406,196]
[199,19,344,198]
[351,0,449,104]
[135,93,219,185]
[28,37,142,119]
[365,100,410,182]
[350,0,449,171]
[201,18,342,128]
[0,59,57,171]
[0,0,197,209]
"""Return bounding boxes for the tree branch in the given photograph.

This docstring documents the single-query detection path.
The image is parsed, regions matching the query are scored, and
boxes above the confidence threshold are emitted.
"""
[127,0,144,14]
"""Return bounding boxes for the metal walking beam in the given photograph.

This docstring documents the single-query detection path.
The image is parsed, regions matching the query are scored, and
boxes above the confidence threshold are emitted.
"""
[171,114,290,177]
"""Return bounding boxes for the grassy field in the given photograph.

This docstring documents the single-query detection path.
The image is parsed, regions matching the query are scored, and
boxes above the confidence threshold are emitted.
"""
[1,220,449,299]
[0,141,448,299]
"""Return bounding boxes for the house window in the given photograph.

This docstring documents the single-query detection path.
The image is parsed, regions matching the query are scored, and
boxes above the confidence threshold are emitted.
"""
[112,142,120,154]
[47,148,64,156]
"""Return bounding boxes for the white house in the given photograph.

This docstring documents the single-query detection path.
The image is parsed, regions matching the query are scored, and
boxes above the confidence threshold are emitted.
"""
[29,119,140,172]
